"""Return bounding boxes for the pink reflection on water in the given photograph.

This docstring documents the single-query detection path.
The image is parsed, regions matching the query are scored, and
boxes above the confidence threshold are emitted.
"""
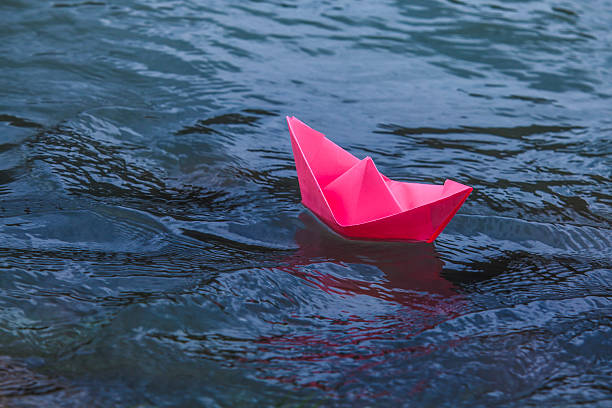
[283,212,461,307]
[248,213,469,398]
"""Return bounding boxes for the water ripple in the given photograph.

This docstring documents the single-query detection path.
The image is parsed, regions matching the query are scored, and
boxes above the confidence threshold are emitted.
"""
[0,0,611,406]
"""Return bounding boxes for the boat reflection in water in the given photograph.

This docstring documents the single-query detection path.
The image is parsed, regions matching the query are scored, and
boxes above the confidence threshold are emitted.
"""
[252,212,468,396]
[284,211,462,307]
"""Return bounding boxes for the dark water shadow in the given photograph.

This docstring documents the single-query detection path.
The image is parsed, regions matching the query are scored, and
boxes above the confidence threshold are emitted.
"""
[0,356,103,407]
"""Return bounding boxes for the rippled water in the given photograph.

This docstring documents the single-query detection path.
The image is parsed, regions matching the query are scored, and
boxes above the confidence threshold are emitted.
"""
[1,0,611,406]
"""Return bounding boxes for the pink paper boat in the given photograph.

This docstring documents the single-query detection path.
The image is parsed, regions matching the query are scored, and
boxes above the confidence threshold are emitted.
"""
[287,116,473,242]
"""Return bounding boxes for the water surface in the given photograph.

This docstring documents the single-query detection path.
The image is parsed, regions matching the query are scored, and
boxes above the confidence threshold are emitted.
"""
[1,0,611,406]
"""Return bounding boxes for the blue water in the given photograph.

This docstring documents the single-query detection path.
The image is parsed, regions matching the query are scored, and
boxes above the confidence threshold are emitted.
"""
[1,0,611,406]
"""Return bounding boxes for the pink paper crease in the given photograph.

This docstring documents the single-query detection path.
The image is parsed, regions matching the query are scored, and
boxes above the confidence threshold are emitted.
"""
[287,116,473,242]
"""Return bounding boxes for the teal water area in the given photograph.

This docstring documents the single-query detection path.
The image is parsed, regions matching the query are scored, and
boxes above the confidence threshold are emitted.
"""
[1,0,611,406]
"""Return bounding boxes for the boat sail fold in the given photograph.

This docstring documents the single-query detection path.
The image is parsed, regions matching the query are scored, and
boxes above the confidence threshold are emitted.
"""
[287,116,472,242]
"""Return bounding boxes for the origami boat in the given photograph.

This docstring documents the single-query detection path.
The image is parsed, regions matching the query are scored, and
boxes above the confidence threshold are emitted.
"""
[287,116,473,242]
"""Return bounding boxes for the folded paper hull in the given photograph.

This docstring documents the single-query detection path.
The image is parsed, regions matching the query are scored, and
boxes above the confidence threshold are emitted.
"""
[287,116,472,242]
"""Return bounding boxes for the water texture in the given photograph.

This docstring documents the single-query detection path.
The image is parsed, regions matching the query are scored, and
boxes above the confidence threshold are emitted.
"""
[1,0,611,406]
